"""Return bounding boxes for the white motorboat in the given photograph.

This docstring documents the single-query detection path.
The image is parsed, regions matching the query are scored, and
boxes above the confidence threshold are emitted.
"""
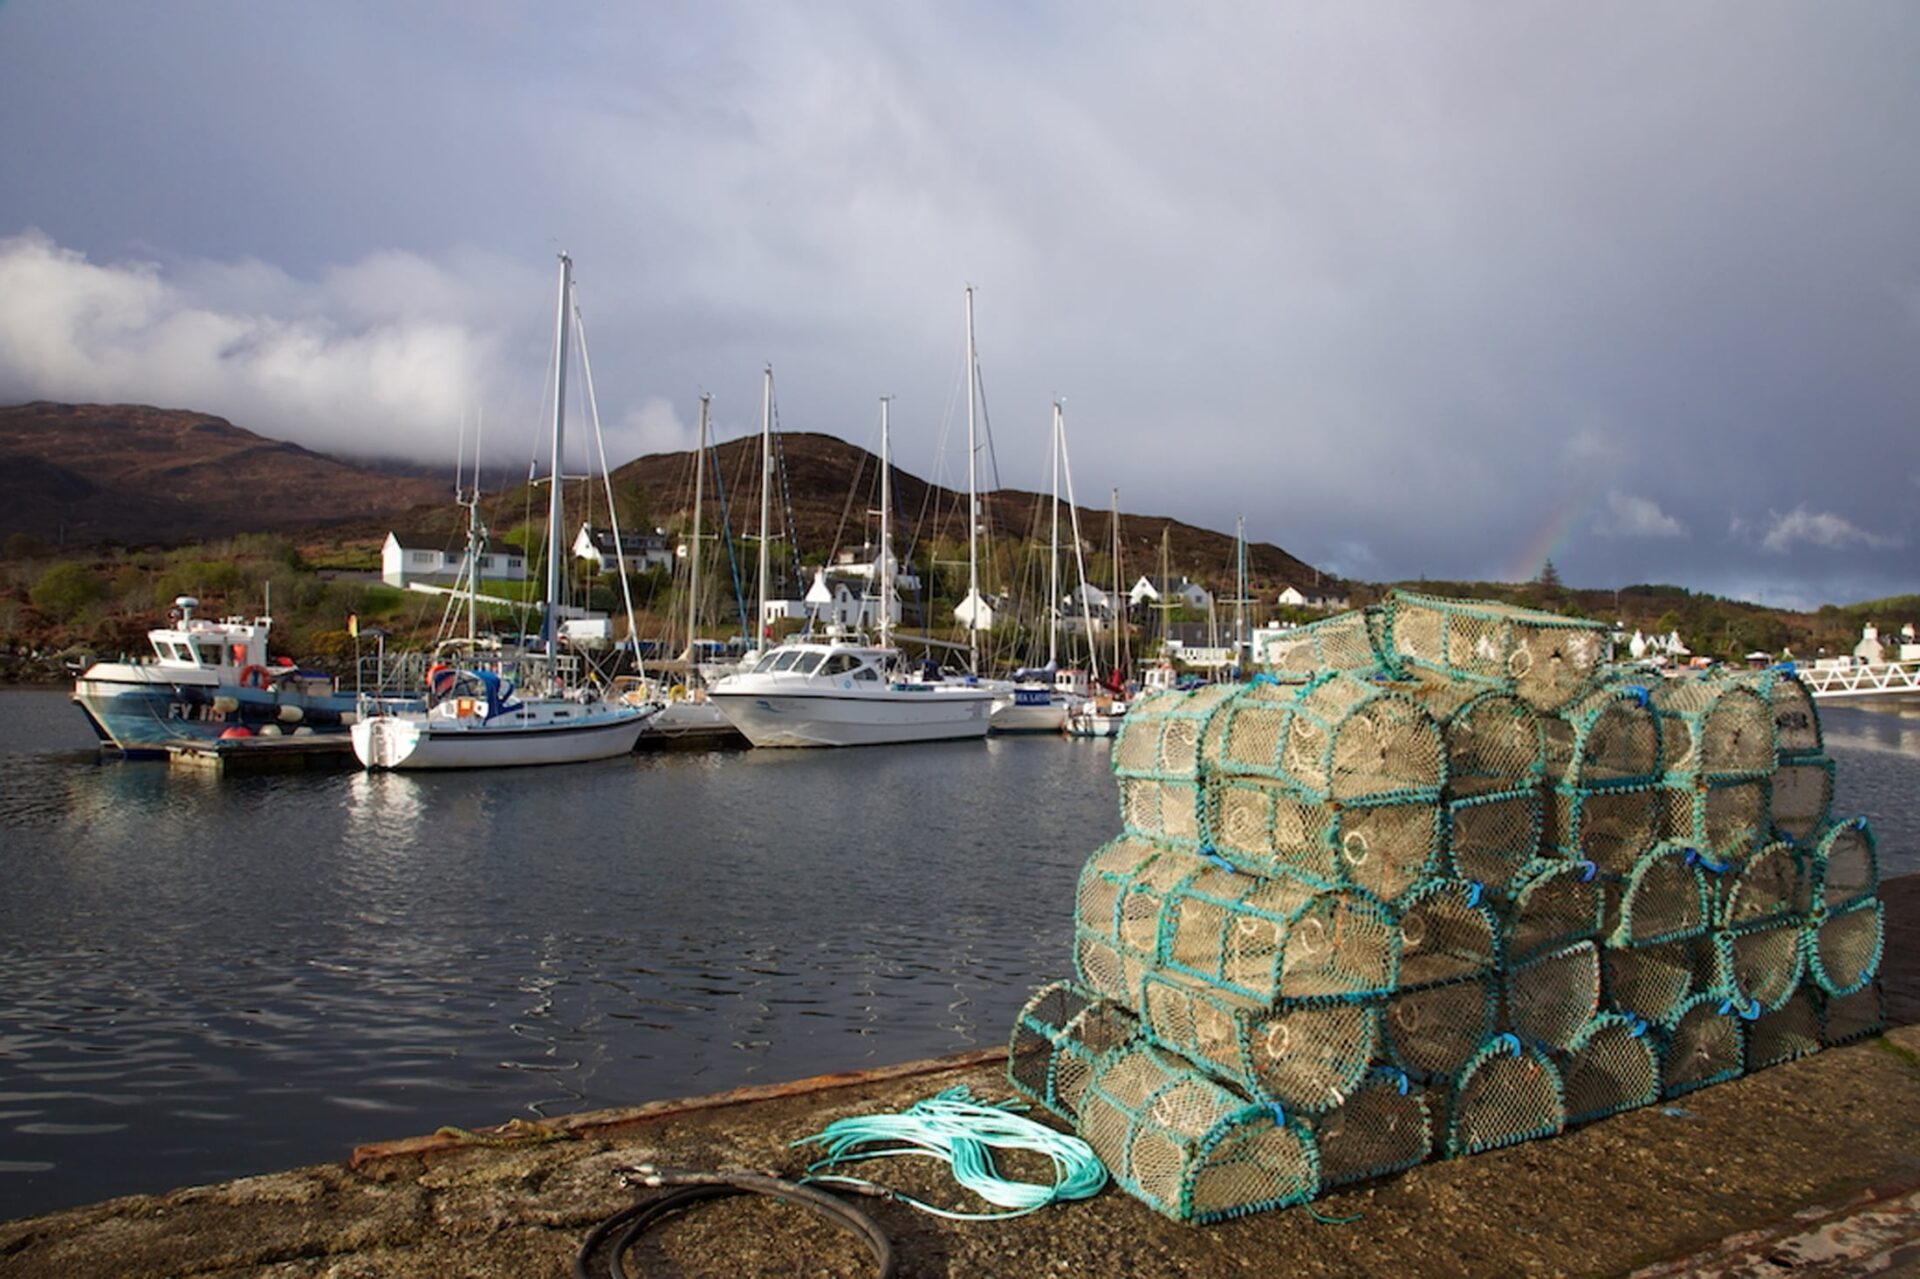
[73,594,364,752]
[353,252,657,770]
[708,639,995,747]
[992,666,1094,734]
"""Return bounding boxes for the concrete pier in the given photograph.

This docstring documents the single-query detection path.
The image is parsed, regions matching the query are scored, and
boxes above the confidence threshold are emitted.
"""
[3,877,1916,1278]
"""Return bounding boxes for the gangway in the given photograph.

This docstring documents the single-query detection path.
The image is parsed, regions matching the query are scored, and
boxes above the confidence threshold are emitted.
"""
[1793,660,1920,701]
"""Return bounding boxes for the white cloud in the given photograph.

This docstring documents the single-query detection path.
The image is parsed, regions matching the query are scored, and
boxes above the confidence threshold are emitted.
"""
[0,229,516,461]
[1595,490,1686,539]
[1756,504,1901,553]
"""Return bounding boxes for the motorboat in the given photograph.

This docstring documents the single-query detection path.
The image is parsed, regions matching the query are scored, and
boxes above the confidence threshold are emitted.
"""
[72,595,363,752]
[708,638,995,747]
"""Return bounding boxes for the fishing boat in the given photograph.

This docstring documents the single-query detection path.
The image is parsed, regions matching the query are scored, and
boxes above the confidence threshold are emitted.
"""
[352,252,658,770]
[72,594,364,752]
[710,397,996,746]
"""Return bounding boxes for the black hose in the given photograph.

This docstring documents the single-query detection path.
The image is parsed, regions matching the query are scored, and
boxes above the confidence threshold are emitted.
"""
[573,1167,895,1279]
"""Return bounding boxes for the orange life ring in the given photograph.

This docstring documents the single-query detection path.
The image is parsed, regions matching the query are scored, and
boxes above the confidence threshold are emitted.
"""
[238,664,271,690]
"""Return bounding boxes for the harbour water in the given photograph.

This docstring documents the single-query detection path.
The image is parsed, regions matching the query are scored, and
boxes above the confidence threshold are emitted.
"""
[1,687,1916,1221]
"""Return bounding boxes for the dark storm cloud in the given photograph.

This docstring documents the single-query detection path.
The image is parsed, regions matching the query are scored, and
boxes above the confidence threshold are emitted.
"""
[0,2,1914,607]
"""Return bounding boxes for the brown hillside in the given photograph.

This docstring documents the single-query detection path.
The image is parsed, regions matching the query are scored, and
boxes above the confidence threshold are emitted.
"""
[0,402,446,545]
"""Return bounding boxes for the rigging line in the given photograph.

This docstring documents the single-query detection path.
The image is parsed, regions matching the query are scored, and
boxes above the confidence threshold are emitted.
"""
[767,385,806,591]
[707,439,749,643]
[568,290,642,679]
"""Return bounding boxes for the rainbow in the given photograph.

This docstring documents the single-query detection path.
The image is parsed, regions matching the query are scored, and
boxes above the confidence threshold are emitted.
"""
[1505,491,1606,583]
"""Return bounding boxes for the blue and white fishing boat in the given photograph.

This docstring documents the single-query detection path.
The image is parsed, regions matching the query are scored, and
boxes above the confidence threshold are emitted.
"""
[72,595,362,753]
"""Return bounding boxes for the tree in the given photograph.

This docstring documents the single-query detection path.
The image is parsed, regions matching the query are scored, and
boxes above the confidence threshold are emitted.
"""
[1536,559,1563,590]
[30,562,105,620]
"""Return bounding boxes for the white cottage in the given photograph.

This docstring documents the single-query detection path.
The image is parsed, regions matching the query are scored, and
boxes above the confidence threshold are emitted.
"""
[381,533,528,588]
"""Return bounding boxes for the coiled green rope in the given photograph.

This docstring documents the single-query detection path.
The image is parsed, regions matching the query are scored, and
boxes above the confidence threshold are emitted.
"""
[791,1085,1107,1220]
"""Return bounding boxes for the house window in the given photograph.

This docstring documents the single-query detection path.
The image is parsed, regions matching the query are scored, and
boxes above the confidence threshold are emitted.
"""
[411,551,433,564]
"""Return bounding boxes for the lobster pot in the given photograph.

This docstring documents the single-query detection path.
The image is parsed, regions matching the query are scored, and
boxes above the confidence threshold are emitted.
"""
[1770,758,1834,844]
[1159,860,1401,1003]
[1648,676,1774,780]
[1074,1043,1320,1223]
[1446,789,1544,896]
[1396,679,1546,797]
[1609,845,1713,948]
[1558,1014,1660,1126]
[1257,608,1386,679]
[1745,987,1821,1072]
[1817,980,1886,1047]
[1203,673,1446,804]
[1714,919,1807,1016]
[1007,982,1141,1121]
[1383,977,1497,1083]
[1810,819,1877,913]
[1601,937,1717,1025]
[1309,1069,1434,1189]
[1720,841,1811,929]
[1542,684,1663,789]
[1661,993,1744,1097]
[1500,861,1605,965]
[1807,899,1884,998]
[1138,971,1378,1114]
[1382,590,1610,712]
[1395,879,1500,987]
[1657,778,1769,865]
[1203,777,1442,900]
[1121,778,1204,849]
[1074,838,1177,1005]
[1753,667,1823,757]
[1548,785,1659,876]
[1502,942,1601,1052]
[1442,1040,1566,1157]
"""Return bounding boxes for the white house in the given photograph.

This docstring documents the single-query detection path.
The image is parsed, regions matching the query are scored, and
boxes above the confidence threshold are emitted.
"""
[572,523,675,574]
[1276,585,1349,612]
[803,568,902,632]
[1128,575,1213,614]
[381,533,528,588]
[826,542,922,594]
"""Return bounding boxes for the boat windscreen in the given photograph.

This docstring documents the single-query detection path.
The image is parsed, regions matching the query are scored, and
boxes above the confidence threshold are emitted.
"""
[767,650,803,672]
[793,652,826,675]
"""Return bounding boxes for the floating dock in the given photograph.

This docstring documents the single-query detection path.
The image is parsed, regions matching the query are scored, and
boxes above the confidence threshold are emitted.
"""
[3,875,1916,1278]
[160,733,359,774]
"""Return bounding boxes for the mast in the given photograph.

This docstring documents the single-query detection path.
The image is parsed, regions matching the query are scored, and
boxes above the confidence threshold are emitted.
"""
[755,365,772,654]
[1057,402,1099,681]
[964,285,979,675]
[465,411,484,653]
[1111,489,1124,677]
[543,252,572,653]
[1158,525,1172,656]
[686,394,709,671]
[1048,400,1060,669]
[879,397,893,650]
[1235,515,1248,671]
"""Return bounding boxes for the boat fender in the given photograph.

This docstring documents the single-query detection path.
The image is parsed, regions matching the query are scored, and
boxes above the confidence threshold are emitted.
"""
[218,726,253,739]
[238,665,271,690]
[272,656,295,667]
[340,711,357,726]
[668,685,684,703]
[212,695,240,714]
[257,724,282,737]
[292,726,314,736]
[279,704,304,723]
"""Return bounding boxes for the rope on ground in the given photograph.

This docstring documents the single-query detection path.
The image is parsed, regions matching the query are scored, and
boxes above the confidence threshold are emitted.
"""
[574,1166,894,1279]
[789,1084,1108,1220]
[433,1117,574,1148]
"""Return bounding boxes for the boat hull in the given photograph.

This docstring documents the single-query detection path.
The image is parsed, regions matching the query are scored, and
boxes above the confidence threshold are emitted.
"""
[73,671,361,752]
[709,688,993,748]
[352,709,650,770]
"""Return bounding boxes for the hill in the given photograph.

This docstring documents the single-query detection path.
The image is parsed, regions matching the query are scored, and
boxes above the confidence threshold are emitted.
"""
[0,402,446,546]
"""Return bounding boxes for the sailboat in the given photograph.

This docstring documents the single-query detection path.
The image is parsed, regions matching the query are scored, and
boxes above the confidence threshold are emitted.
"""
[708,398,997,747]
[351,253,659,770]
[1065,487,1131,738]
[990,400,1100,733]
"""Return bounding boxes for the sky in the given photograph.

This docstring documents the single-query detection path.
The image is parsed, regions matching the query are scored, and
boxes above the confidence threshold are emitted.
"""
[1,3,1915,610]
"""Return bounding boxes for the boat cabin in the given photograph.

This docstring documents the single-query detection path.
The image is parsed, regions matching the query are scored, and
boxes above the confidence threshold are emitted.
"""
[148,596,272,671]
[743,641,890,685]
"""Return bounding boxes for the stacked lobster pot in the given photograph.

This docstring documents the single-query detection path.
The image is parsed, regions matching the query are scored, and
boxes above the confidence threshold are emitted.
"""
[1007,590,1888,1223]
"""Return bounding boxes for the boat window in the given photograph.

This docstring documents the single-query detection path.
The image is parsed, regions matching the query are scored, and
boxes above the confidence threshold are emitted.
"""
[853,666,879,682]
[793,652,826,675]
[197,645,223,666]
[767,650,803,672]
[153,640,176,660]
[821,654,859,677]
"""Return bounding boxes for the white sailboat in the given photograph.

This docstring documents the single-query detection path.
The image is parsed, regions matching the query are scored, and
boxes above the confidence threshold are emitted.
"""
[352,252,658,770]
[709,397,996,747]
[1065,487,1131,739]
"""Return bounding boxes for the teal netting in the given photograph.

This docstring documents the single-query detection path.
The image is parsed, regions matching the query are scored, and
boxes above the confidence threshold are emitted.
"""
[1202,673,1447,803]
[1810,818,1878,914]
[1807,898,1884,998]
[1383,590,1610,711]
[1751,667,1823,758]
[1007,981,1141,1122]
[1137,970,1378,1114]
[1544,682,1663,790]
[1661,992,1744,1097]
[1203,778,1442,901]
[1558,1013,1661,1126]
[1446,788,1545,896]
[1657,777,1770,865]
[1309,1068,1433,1189]
[1395,678,1547,797]
[1548,784,1660,875]
[1714,918,1806,1016]
[1073,1042,1319,1223]
[1382,978,1497,1084]
[1601,936,1717,1025]
[1609,844,1714,948]
[1745,986,1821,1071]
[1817,980,1885,1047]
[1648,675,1774,781]
[1394,879,1500,987]
[1500,860,1605,964]
[1719,841,1811,929]
[1503,941,1602,1053]
[1769,757,1834,844]
[1256,608,1387,679]
[1443,1037,1567,1156]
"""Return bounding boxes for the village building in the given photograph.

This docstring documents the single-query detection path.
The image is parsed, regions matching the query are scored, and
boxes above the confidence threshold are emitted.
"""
[380,531,528,589]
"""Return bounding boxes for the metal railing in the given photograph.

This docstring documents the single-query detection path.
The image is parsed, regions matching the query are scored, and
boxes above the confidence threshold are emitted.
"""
[1793,660,1920,700]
